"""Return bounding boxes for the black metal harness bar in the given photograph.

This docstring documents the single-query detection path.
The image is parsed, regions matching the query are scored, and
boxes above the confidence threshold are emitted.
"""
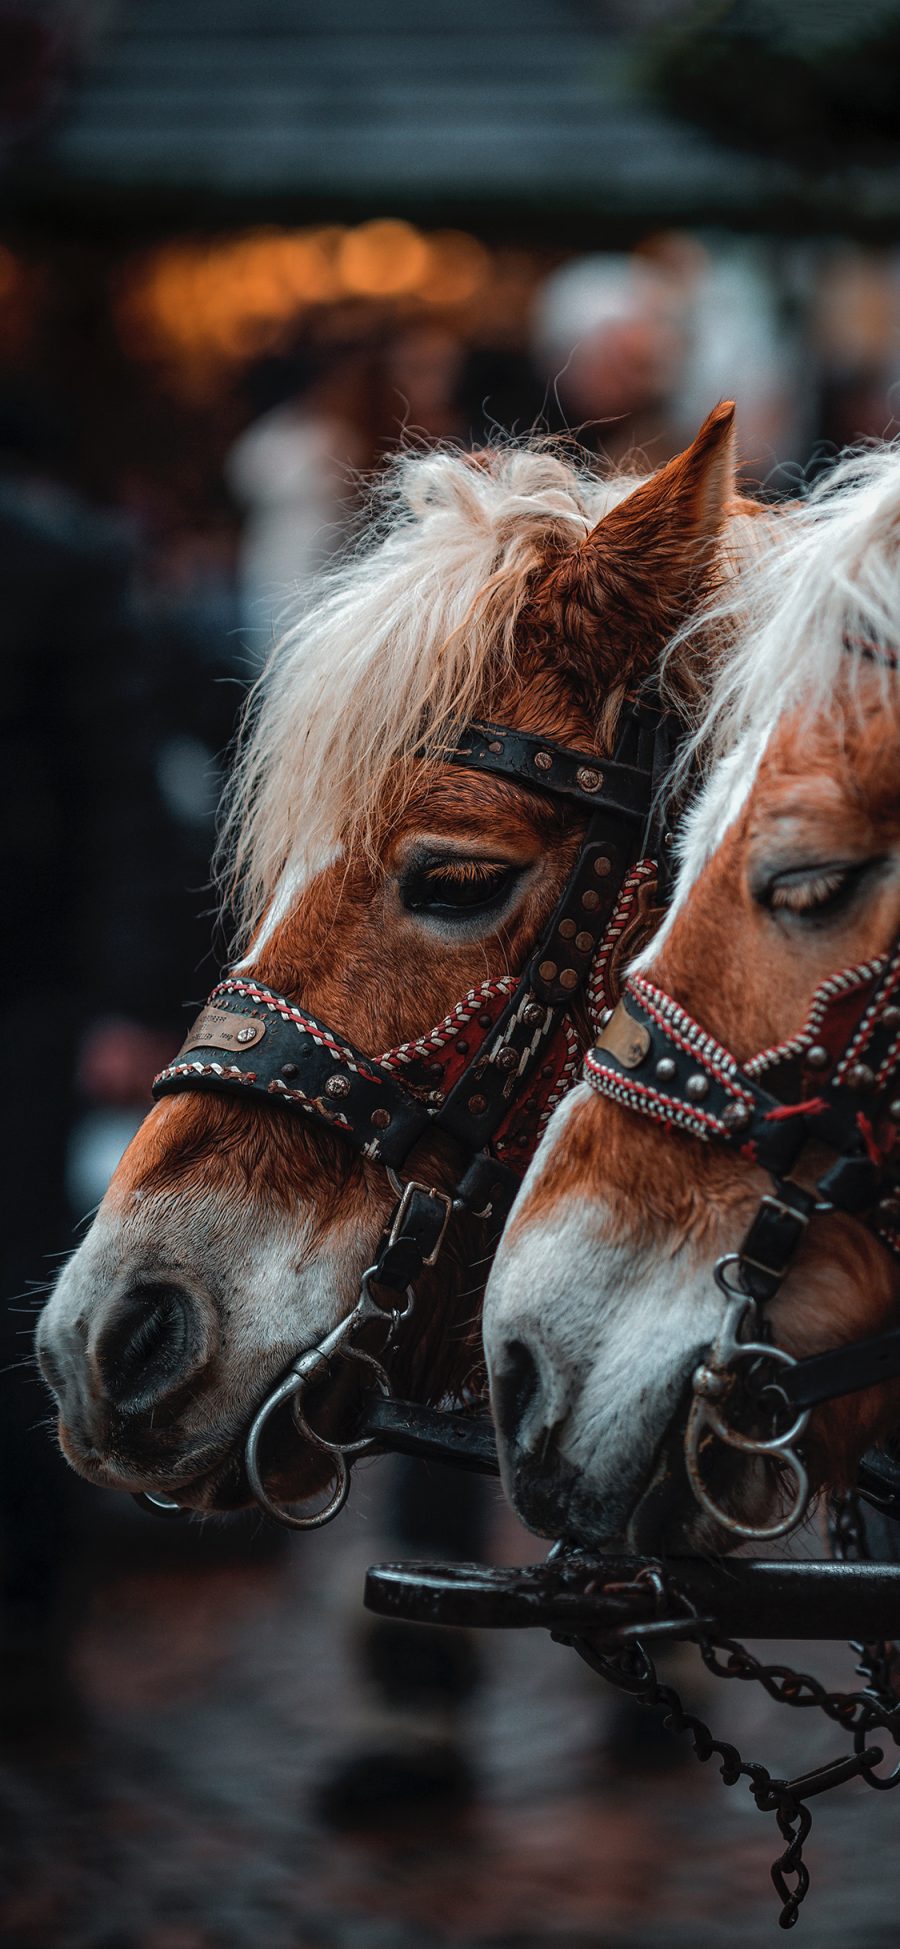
[364,1551,900,1641]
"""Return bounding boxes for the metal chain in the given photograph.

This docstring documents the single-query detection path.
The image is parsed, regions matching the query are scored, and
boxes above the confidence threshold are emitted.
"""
[559,1548,900,1930]
[828,1487,900,1732]
[566,1626,815,1927]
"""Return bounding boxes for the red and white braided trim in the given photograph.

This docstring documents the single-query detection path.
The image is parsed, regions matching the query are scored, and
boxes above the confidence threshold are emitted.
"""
[210,977,386,1084]
[379,975,516,1068]
[535,1020,582,1140]
[745,956,886,1077]
[584,1053,741,1143]
[588,859,657,1025]
[628,975,756,1102]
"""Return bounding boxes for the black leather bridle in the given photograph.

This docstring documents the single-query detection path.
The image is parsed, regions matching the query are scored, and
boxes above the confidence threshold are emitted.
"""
[586,938,900,1539]
[151,700,680,1525]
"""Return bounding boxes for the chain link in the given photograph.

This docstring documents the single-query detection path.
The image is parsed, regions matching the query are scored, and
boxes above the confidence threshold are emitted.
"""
[556,1531,900,1930]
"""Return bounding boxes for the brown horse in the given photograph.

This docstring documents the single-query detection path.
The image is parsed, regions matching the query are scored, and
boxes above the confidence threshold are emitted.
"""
[37,407,748,1517]
[483,442,900,1552]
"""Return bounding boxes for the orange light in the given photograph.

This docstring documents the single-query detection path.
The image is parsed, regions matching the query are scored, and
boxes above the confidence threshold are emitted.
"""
[114,224,502,387]
[421,231,490,308]
[338,220,431,298]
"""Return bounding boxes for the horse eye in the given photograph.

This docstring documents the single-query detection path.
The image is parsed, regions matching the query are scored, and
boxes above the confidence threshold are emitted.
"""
[401,860,518,918]
[760,860,870,920]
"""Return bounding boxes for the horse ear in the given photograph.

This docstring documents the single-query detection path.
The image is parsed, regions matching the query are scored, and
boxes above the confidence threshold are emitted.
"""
[530,401,737,682]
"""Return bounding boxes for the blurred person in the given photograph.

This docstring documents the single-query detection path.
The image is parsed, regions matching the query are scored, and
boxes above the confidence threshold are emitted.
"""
[812,247,900,457]
[226,341,375,665]
[532,240,802,485]
[649,233,807,485]
[532,252,687,463]
[0,399,237,1739]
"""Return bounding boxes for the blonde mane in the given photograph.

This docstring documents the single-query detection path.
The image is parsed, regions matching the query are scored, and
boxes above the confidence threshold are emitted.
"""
[220,443,650,947]
[642,442,900,949]
[686,440,900,769]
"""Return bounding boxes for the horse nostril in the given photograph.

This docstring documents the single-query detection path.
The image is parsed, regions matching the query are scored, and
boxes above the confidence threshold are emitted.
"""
[491,1337,542,1449]
[96,1285,195,1415]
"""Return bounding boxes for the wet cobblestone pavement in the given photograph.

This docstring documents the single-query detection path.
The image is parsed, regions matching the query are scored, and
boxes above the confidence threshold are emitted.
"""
[3,1467,899,1949]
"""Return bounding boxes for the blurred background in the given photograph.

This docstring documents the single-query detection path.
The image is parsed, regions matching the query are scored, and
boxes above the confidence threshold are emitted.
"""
[4,3,900,1944]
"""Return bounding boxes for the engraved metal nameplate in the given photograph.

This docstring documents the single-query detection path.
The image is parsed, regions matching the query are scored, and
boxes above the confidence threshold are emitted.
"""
[594,1000,651,1070]
[179,1007,266,1057]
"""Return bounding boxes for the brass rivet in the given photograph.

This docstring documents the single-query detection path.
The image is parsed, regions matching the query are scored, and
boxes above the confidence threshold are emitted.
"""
[889,1100,900,1124]
[806,1044,830,1071]
[575,930,593,953]
[722,1101,751,1131]
[848,1062,875,1092]
[468,1093,487,1115]
[426,1089,445,1107]
[576,766,602,793]
[523,1002,545,1027]
[236,1026,257,1044]
[534,750,553,772]
[594,855,612,877]
[663,830,675,849]
[581,890,601,911]
[686,1073,710,1101]
[488,740,504,754]
[281,1062,299,1079]
[478,1012,493,1030]
[538,960,558,982]
[497,1046,519,1070]
[884,1004,900,1028]
[656,1057,677,1082]
[371,1107,391,1128]
[559,969,579,991]
[325,1073,351,1098]
[455,1038,469,1055]
[559,918,577,939]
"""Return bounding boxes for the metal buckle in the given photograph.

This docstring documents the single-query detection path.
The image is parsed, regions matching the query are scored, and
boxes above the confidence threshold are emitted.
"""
[740,1189,811,1284]
[385,1173,454,1268]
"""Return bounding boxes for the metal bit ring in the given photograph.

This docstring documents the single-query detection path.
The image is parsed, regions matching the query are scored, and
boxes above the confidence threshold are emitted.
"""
[291,1344,392,1458]
[684,1284,812,1542]
[245,1362,352,1530]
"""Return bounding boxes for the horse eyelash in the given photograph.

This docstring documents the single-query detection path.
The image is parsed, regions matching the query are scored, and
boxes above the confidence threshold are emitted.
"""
[422,859,511,886]
[769,868,849,913]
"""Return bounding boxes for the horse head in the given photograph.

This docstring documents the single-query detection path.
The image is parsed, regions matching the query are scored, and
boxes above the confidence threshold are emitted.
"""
[37,407,743,1516]
[483,441,900,1551]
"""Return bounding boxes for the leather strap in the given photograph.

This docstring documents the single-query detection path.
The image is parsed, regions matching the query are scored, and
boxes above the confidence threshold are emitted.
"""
[154,978,432,1170]
[447,720,656,821]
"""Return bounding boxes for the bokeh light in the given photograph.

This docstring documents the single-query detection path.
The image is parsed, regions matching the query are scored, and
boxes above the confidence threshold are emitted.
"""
[115,220,495,389]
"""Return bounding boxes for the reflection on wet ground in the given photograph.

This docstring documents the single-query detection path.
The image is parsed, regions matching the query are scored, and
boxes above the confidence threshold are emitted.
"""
[2,1467,899,1949]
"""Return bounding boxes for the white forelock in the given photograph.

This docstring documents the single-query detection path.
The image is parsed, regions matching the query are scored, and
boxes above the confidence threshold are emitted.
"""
[636,441,900,971]
[675,441,900,772]
[217,443,648,949]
